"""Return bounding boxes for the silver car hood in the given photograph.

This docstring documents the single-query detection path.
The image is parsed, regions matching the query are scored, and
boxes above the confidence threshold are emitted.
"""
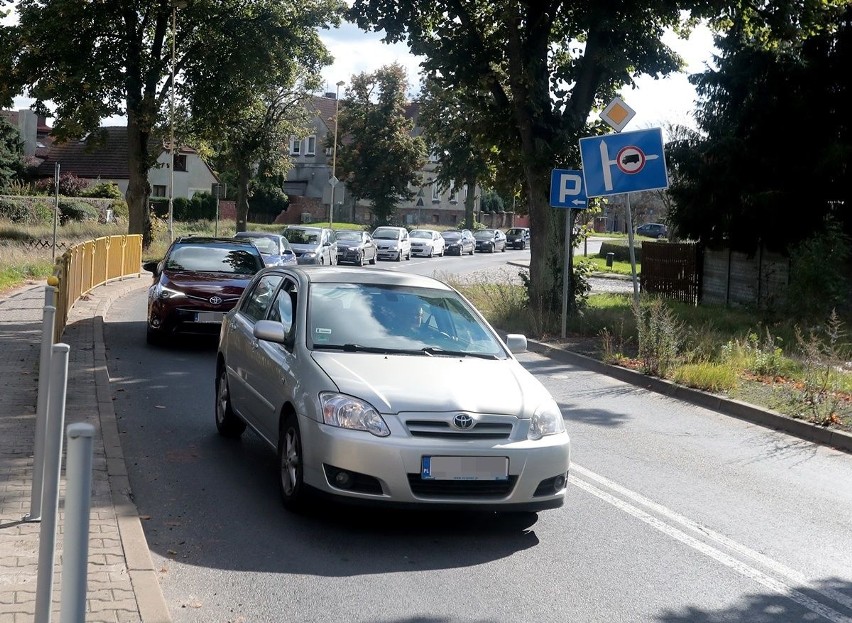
[311,352,549,416]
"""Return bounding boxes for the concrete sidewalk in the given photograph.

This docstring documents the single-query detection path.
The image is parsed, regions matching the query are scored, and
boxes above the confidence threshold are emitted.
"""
[0,275,167,623]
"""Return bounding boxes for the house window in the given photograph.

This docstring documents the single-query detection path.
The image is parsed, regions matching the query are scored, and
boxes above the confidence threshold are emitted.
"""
[432,214,440,224]
[449,182,458,203]
[429,149,440,163]
[173,154,187,171]
[153,185,166,197]
[290,137,301,156]
[431,183,440,202]
[305,135,316,156]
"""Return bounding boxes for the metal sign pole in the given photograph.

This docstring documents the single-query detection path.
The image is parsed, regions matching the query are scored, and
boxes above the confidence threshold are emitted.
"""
[561,209,573,338]
[625,193,639,304]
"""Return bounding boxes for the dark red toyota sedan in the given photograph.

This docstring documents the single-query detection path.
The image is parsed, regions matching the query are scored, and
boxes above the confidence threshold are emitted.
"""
[144,236,264,345]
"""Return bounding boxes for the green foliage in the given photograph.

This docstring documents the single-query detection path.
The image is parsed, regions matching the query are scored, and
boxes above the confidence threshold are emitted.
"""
[0,116,25,190]
[59,199,99,224]
[791,311,850,426]
[81,182,122,199]
[721,329,786,377]
[249,185,289,216]
[785,216,851,321]
[667,2,852,253]
[0,197,53,225]
[598,240,642,263]
[479,189,505,213]
[336,64,427,227]
[672,363,738,393]
[634,297,684,377]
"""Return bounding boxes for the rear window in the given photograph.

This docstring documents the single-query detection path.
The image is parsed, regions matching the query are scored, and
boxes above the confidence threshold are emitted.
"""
[166,244,263,274]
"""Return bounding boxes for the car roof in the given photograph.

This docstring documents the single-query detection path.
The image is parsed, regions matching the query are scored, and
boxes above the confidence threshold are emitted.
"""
[235,231,279,238]
[263,266,454,290]
[174,236,257,246]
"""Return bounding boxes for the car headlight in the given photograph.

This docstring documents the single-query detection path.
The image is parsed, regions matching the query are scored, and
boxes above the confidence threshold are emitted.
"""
[528,398,565,440]
[320,393,390,437]
[155,284,186,300]
[302,252,317,259]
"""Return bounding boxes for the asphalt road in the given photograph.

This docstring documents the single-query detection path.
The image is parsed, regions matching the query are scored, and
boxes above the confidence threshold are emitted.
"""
[104,252,852,623]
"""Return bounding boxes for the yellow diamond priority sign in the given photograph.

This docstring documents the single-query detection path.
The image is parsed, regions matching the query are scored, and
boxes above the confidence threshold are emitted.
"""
[600,97,636,133]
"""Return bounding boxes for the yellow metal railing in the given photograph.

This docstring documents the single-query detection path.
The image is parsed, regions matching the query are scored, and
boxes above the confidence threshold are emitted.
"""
[52,235,143,341]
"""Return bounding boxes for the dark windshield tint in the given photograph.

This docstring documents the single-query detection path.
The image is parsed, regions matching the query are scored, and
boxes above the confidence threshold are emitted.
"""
[283,229,320,244]
[166,245,262,274]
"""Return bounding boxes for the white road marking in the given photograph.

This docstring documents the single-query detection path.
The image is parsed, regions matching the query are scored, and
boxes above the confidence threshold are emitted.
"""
[570,465,852,622]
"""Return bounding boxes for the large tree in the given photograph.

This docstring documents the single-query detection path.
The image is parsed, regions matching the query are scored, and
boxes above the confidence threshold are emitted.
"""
[667,1,852,253]
[417,73,497,231]
[334,63,426,226]
[349,0,727,310]
[1,0,342,247]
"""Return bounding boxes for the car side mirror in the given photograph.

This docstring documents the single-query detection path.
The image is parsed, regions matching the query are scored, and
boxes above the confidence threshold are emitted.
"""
[143,260,160,274]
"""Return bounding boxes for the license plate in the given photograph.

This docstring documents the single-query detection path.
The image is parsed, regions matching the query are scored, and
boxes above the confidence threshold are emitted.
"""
[196,311,225,323]
[421,456,509,481]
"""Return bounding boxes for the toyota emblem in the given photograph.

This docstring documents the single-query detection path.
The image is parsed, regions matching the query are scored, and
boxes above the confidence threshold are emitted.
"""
[209,295,223,305]
[452,414,473,429]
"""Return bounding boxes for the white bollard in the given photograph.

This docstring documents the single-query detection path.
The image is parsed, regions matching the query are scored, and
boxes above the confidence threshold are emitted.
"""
[34,343,70,623]
[25,302,57,522]
[60,423,95,623]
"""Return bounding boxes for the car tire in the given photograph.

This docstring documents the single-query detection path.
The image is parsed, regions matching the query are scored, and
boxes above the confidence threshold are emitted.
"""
[358,251,365,266]
[395,251,402,262]
[215,364,246,438]
[278,413,306,511]
[146,325,163,346]
[369,253,377,265]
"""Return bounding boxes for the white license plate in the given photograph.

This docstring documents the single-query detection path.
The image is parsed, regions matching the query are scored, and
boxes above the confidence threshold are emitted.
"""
[196,312,225,323]
[421,456,509,481]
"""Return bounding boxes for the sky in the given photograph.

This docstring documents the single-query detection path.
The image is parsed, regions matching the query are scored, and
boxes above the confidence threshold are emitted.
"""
[5,7,716,132]
[317,21,718,132]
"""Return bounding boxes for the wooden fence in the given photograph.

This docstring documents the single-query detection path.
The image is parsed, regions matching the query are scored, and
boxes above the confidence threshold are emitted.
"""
[639,242,702,305]
[52,234,143,341]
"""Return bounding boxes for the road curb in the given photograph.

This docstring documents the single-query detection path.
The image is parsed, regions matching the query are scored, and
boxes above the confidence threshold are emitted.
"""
[90,276,172,622]
[527,339,852,455]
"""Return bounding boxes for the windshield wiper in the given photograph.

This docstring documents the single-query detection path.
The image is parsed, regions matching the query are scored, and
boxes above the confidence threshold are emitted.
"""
[420,347,498,360]
[313,343,428,355]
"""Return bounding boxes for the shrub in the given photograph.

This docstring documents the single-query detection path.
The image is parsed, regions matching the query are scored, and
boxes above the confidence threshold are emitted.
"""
[59,199,99,224]
[33,172,91,197]
[0,198,29,222]
[109,198,129,220]
[598,240,642,263]
[81,182,123,199]
[634,297,683,377]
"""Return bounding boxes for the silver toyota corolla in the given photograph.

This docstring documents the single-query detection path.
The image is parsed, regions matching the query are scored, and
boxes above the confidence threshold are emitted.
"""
[215,266,570,512]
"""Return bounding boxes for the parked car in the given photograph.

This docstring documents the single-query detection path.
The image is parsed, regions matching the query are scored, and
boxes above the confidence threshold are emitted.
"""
[215,266,570,511]
[143,236,265,345]
[282,226,338,265]
[334,229,377,266]
[506,227,531,250]
[409,229,446,257]
[372,226,411,261]
[233,232,297,266]
[441,229,475,256]
[636,223,668,239]
[474,229,507,253]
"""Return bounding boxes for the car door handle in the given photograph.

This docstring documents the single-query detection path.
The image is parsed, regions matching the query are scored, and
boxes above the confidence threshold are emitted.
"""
[251,340,259,350]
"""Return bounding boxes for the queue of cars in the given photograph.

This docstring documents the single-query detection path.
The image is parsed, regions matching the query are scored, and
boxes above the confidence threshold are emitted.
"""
[144,225,531,345]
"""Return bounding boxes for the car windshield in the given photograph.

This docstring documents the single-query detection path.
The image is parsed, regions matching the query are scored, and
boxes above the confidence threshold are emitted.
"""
[335,231,362,241]
[243,238,277,254]
[372,228,401,240]
[441,232,460,240]
[508,229,525,235]
[410,230,432,239]
[474,230,495,239]
[283,229,320,244]
[165,244,262,274]
[307,283,505,358]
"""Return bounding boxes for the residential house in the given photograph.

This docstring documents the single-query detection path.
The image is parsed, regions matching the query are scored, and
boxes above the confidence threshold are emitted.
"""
[0,108,53,158]
[31,126,217,199]
[280,94,497,228]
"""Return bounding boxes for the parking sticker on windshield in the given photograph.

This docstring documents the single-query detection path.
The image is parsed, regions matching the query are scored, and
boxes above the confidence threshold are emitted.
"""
[314,327,332,343]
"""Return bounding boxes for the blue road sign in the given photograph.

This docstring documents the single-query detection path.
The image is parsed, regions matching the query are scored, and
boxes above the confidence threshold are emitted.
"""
[549,169,588,209]
[579,128,668,198]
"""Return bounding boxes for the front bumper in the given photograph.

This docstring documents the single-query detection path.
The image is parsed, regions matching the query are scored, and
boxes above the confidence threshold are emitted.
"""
[298,413,570,511]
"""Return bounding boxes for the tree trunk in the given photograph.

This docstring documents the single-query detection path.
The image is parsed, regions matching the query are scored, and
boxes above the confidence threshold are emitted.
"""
[125,110,153,249]
[235,164,251,233]
[526,163,561,312]
[464,180,476,230]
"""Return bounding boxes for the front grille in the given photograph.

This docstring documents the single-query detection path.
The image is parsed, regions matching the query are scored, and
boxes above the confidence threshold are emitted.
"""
[408,474,517,498]
[405,419,514,440]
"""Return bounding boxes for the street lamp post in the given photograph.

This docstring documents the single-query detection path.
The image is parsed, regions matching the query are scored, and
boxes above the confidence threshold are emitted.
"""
[329,80,344,228]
